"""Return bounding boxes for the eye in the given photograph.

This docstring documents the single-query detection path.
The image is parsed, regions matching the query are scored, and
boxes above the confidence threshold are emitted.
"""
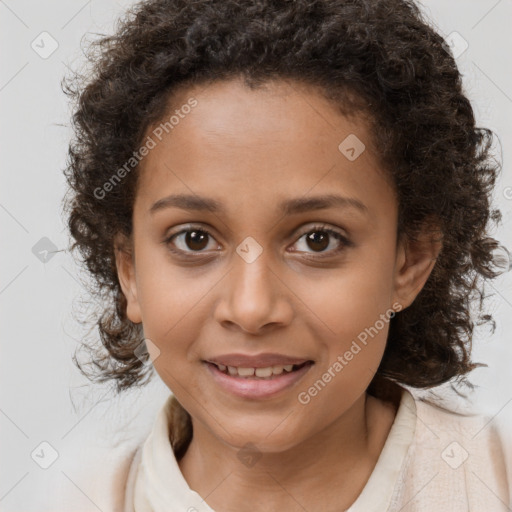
[163,223,353,259]
[290,224,352,257]
[164,225,219,255]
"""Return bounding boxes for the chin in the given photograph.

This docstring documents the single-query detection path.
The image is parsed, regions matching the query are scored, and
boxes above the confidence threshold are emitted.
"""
[215,422,306,454]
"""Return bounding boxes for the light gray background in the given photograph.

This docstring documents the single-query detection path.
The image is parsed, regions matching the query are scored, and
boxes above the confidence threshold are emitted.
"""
[1,1,511,510]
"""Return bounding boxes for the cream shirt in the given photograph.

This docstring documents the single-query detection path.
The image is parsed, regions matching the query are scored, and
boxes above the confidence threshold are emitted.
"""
[119,388,511,511]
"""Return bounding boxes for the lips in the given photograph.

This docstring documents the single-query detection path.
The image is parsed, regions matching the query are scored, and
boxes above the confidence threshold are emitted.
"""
[204,357,314,399]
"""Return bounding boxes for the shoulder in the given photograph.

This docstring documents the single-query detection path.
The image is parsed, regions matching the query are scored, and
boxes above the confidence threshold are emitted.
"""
[111,444,142,512]
[81,441,142,512]
[391,391,511,511]
[413,394,510,469]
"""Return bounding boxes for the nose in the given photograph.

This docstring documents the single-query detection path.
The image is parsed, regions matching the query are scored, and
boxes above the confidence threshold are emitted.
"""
[213,250,293,335]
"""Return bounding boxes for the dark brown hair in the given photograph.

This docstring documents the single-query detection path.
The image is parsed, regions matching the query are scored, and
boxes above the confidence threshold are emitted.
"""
[62,0,505,406]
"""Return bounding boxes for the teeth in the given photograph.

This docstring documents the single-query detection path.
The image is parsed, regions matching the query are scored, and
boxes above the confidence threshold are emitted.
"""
[215,363,301,378]
[272,366,284,375]
[255,367,273,378]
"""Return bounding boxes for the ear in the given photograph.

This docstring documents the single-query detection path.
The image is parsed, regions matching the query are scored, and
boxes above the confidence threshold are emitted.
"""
[114,233,142,324]
[391,218,443,310]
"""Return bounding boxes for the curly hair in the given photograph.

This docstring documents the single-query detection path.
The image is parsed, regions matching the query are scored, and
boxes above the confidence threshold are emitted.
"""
[62,0,505,402]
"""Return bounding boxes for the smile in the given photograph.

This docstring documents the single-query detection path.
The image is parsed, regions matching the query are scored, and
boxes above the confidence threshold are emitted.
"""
[211,361,310,379]
[204,360,314,399]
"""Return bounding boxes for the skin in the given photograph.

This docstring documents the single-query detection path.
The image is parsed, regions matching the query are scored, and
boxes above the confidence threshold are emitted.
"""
[115,77,442,511]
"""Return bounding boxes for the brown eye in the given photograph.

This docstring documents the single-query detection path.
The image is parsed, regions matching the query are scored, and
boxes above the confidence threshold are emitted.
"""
[291,224,353,257]
[164,227,218,254]
[305,231,330,252]
[183,230,209,251]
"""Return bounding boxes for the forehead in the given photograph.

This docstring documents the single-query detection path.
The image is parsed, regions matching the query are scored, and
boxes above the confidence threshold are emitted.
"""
[135,78,397,222]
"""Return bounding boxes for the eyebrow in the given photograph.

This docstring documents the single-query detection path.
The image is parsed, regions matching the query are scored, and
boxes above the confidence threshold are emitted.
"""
[149,193,369,216]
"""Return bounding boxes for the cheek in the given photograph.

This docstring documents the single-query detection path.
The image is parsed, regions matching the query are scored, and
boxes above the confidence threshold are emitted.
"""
[292,250,395,395]
[133,249,191,345]
[298,256,395,339]
[134,241,208,326]
[294,278,392,427]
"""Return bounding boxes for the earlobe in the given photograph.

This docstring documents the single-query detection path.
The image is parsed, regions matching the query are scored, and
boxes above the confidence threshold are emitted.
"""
[392,223,443,310]
[114,234,142,324]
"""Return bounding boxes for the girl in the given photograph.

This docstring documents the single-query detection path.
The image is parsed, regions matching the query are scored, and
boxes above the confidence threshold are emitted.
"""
[62,0,511,510]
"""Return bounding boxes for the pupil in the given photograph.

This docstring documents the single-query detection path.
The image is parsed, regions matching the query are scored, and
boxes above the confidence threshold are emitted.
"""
[307,231,328,252]
[186,230,208,251]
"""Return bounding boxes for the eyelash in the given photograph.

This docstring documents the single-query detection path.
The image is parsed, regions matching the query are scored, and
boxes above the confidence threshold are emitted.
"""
[163,223,353,260]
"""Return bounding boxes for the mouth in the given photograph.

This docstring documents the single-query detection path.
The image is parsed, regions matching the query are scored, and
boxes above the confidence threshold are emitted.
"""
[206,360,313,379]
[203,359,315,399]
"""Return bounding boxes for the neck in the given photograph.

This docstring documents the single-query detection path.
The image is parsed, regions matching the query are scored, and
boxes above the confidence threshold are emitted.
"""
[177,391,398,512]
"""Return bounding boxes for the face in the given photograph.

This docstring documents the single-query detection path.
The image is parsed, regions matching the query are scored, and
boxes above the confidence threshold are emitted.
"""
[116,77,437,452]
